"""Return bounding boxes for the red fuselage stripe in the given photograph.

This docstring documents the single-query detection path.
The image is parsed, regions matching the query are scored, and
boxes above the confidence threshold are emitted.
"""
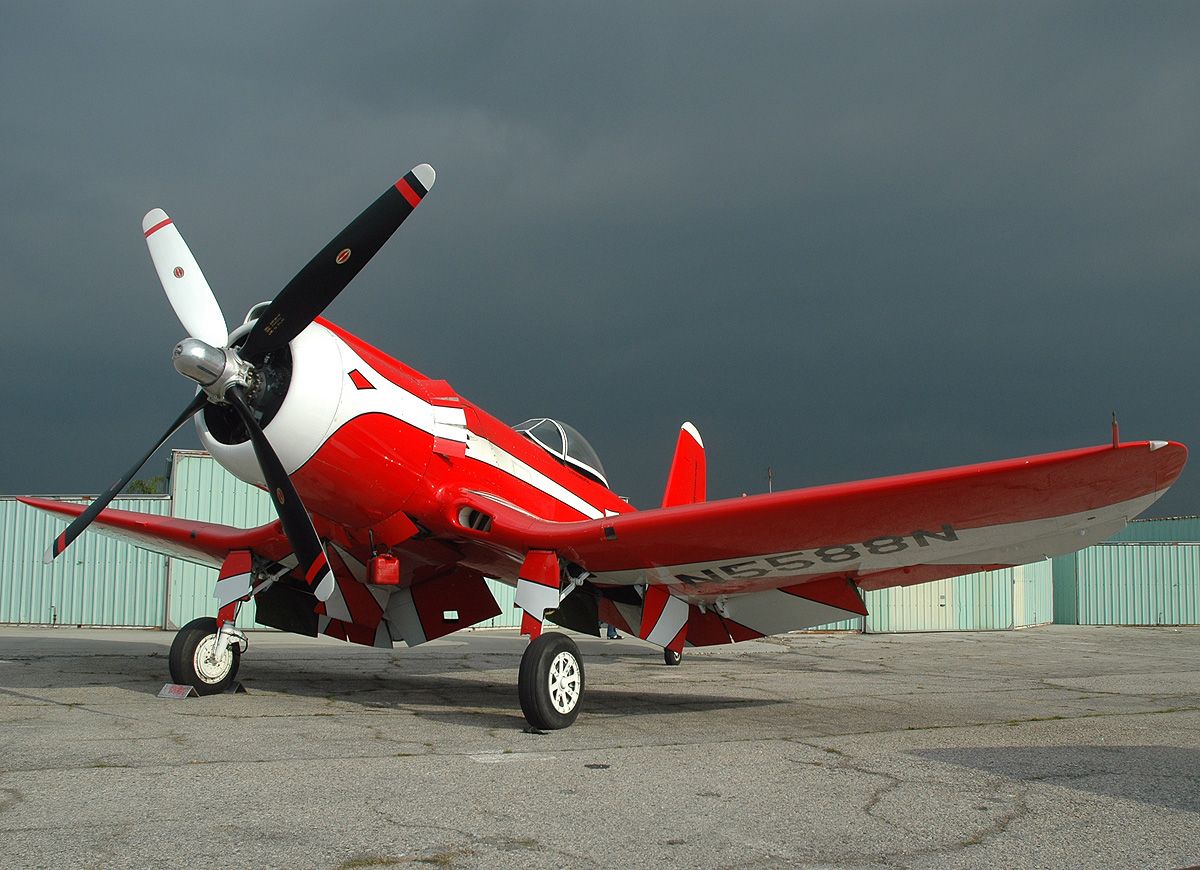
[144,218,173,238]
[395,178,422,208]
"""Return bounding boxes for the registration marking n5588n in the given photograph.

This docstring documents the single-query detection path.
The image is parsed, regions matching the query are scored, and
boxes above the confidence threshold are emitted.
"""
[673,525,959,584]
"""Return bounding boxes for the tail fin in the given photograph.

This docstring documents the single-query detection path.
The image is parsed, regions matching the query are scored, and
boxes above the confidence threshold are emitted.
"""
[661,422,706,507]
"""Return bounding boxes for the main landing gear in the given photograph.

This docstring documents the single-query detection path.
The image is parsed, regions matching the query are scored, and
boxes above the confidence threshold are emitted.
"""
[518,632,584,730]
[169,616,244,695]
[664,648,682,666]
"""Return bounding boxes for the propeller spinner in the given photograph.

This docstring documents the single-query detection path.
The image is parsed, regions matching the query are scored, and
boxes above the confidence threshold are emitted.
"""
[45,165,437,606]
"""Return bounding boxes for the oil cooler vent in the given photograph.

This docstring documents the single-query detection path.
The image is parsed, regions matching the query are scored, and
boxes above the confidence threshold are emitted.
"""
[458,507,494,533]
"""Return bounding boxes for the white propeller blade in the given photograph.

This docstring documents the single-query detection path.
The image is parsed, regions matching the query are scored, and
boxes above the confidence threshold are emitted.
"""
[142,209,229,347]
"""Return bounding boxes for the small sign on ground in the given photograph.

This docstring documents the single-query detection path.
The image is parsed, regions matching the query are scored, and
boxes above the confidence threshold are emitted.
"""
[157,683,198,699]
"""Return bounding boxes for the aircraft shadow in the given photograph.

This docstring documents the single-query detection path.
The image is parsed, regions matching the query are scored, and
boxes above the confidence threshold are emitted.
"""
[0,633,781,731]
[913,746,1200,813]
[245,657,781,730]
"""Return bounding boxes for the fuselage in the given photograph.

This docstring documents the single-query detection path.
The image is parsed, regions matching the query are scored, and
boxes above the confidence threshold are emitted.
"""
[197,318,632,583]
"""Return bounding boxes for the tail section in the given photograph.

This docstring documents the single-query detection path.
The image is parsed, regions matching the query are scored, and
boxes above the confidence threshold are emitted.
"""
[661,422,706,508]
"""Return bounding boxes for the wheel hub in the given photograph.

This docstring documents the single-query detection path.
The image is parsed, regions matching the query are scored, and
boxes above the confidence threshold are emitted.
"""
[547,651,581,713]
[193,633,233,684]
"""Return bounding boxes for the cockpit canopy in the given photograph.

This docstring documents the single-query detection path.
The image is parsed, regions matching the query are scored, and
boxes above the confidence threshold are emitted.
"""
[515,418,609,487]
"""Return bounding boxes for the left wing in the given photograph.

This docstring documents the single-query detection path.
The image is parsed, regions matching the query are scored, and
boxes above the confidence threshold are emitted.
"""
[458,440,1186,641]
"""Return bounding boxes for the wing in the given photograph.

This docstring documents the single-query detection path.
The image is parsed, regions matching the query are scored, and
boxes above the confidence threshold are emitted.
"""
[17,497,290,568]
[19,497,501,649]
[465,440,1186,640]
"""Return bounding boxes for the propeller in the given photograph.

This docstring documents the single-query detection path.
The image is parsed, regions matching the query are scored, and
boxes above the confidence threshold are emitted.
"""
[45,165,437,604]
[143,208,228,346]
[44,392,208,564]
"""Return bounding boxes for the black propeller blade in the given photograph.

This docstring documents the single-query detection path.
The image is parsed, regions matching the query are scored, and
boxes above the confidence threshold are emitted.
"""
[50,164,436,602]
[44,392,208,563]
[225,386,334,600]
[240,164,435,360]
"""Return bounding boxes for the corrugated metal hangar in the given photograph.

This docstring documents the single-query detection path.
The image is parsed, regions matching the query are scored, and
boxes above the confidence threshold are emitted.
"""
[1,450,1196,631]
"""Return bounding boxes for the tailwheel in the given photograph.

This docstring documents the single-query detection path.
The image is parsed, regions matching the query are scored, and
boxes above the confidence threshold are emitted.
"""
[518,632,584,730]
[169,616,240,695]
[664,648,682,666]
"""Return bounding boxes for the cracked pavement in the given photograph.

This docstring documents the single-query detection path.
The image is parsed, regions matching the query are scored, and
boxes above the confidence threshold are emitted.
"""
[0,624,1198,868]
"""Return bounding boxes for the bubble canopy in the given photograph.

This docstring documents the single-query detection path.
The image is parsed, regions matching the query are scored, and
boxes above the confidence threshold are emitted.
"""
[514,418,609,487]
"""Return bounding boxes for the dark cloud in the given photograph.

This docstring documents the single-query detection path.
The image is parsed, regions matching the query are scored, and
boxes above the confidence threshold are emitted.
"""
[2,2,1198,514]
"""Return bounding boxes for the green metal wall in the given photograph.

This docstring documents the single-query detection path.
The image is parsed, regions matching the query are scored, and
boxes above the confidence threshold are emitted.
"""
[852,561,1052,633]
[483,579,521,628]
[167,451,275,630]
[1052,553,1078,625]
[1072,543,1200,625]
[0,496,171,626]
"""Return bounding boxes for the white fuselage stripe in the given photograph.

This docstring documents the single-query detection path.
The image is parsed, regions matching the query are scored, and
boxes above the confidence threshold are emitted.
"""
[334,334,604,521]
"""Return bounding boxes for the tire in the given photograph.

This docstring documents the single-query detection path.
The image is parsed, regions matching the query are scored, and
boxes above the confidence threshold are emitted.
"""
[518,632,584,730]
[664,648,682,666]
[169,617,240,695]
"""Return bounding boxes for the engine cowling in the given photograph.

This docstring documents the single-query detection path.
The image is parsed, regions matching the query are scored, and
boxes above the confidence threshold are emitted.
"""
[197,322,435,529]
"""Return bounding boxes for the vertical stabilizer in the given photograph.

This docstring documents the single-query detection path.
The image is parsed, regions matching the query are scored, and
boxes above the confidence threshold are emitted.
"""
[661,422,706,508]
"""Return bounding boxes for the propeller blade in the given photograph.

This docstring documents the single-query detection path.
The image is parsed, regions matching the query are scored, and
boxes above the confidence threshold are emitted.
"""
[143,209,229,347]
[44,392,208,563]
[239,164,435,359]
[225,386,335,600]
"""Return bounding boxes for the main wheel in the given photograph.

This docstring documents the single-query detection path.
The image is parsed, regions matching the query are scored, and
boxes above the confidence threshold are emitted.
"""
[518,632,584,730]
[664,648,682,666]
[169,617,240,695]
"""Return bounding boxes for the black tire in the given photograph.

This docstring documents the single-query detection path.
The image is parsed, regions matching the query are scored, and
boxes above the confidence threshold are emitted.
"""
[168,617,240,695]
[664,648,682,666]
[518,632,584,730]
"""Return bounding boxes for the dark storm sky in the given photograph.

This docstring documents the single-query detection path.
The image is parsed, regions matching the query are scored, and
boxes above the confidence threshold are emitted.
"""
[2,3,1198,514]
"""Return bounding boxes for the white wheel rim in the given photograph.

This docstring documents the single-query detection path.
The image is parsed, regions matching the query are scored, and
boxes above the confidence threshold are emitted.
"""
[193,634,232,684]
[547,650,580,714]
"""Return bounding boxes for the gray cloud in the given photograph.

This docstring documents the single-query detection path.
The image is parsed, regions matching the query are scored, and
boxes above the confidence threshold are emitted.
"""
[2,2,1197,514]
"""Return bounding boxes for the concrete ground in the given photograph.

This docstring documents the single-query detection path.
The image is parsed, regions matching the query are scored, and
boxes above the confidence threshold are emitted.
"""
[0,624,1197,869]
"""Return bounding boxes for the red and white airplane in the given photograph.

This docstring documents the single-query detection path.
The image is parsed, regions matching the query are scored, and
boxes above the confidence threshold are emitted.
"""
[22,164,1187,729]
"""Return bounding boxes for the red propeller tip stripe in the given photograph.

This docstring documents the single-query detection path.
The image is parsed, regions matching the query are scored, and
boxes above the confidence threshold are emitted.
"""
[144,218,173,238]
[304,552,329,584]
[394,178,423,208]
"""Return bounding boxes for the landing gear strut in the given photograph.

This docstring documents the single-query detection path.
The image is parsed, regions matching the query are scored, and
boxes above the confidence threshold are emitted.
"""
[518,632,584,730]
[169,616,242,695]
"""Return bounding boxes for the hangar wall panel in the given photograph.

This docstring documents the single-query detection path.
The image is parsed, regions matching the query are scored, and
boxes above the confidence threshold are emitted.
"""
[483,579,520,628]
[167,451,275,630]
[0,496,171,626]
[860,561,1051,633]
[1074,543,1200,626]
[1014,561,1054,628]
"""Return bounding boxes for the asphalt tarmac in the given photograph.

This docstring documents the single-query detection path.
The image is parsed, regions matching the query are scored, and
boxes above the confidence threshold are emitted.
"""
[0,624,1197,869]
